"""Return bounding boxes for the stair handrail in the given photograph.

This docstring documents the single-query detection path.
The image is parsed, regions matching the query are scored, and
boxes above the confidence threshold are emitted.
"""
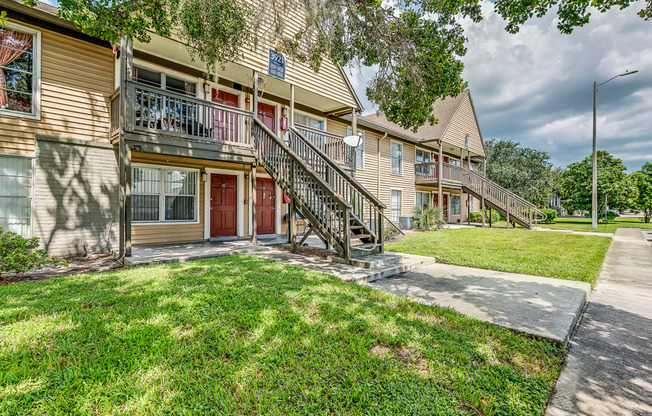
[255,120,352,210]
[290,125,385,209]
[254,119,354,257]
[461,167,547,223]
[289,126,403,239]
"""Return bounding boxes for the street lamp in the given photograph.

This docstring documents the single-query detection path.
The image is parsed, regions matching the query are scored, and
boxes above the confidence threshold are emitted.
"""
[591,69,638,230]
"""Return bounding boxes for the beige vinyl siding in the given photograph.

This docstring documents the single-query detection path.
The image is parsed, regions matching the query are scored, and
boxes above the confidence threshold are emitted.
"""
[0,20,114,156]
[440,93,485,157]
[328,120,417,218]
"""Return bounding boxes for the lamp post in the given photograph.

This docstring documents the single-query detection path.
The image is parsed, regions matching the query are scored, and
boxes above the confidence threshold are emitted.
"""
[592,70,638,230]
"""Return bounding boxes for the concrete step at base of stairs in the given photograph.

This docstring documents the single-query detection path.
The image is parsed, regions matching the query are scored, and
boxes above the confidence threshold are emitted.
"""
[334,252,436,284]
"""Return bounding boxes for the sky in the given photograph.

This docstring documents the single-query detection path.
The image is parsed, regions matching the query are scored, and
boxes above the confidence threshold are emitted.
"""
[346,3,652,171]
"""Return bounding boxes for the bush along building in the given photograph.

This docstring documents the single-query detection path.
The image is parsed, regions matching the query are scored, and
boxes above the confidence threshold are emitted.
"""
[0,0,544,262]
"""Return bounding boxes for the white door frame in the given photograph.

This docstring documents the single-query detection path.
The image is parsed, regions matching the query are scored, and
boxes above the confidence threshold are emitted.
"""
[204,168,246,239]
[249,172,282,235]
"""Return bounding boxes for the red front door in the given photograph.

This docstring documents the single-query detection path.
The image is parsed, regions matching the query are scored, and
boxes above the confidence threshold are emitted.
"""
[256,178,275,235]
[212,89,239,142]
[433,194,449,222]
[211,174,237,237]
[257,102,276,132]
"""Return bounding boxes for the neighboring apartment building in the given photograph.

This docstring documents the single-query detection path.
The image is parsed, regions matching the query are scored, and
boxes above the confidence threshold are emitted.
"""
[328,90,486,226]
[0,0,542,260]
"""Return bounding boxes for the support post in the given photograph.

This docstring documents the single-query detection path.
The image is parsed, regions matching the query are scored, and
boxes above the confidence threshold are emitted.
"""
[343,207,351,260]
[251,164,257,245]
[289,84,295,127]
[125,145,132,257]
[378,209,385,253]
[481,158,486,227]
[351,108,358,172]
[289,161,297,250]
[437,140,443,222]
[506,195,511,228]
[489,207,492,227]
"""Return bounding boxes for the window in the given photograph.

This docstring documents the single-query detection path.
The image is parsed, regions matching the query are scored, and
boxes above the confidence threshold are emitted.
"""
[450,194,461,215]
[0,24,39,118]
[347,126,365,170]
[132,166,198,223]
[449,158,461,167]
[469,195,475,211]
[415,191,430,211]
[133,66,196,96]
[415,148,431,176]
[390,190,402,222]
[294,112,324,130]
[390,141,403,175]
[0,155,33,237]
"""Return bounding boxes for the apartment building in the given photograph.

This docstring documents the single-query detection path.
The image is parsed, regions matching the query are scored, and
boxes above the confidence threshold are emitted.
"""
[0,0,542,261]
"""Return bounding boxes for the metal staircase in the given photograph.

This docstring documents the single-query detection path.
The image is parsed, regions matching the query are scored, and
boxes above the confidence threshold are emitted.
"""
[461,168,546,229]
[253,119,400,260]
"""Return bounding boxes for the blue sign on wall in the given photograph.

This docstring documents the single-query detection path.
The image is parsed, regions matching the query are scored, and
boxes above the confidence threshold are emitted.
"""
[268,49,286,80]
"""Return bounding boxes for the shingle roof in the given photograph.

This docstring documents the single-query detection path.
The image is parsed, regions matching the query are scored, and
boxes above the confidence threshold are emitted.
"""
[358,90,469,142]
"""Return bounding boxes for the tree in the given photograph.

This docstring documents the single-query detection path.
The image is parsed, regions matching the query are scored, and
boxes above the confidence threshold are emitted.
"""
[632,162,652,223]
[19,0,650,130]
[485,139,554,206]
[561,151,638,213]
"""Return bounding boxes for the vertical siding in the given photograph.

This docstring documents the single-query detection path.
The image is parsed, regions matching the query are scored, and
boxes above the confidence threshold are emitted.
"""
[0,20,114,156]
[441,93,484,157]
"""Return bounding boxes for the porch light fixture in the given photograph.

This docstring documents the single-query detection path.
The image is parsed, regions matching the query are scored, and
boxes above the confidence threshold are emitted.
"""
[201,172,208,182]
[203,82,211,97]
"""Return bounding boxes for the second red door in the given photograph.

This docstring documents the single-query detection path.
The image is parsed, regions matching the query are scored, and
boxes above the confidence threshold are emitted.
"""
[211,174,237,237]
[256,178,275,235]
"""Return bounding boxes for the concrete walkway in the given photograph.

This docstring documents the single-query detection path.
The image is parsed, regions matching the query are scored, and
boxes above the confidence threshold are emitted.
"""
[368,262,590,345]
[546,228,652,416]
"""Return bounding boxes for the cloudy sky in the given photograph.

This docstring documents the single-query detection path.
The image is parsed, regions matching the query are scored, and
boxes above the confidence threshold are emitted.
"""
[348,3,652,171]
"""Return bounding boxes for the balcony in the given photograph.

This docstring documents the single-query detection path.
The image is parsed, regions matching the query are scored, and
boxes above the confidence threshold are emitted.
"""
[415,162,464,186]
[111,81,255,160]
[294,124,355,170]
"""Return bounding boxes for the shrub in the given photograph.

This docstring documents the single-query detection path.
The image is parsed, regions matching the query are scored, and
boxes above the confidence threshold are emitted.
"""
[0,227,67,277]
[469,211,500,224]
[583,211,617,223]
[539,209,558,224]
[383,225,400,241]
[412,205,445,231]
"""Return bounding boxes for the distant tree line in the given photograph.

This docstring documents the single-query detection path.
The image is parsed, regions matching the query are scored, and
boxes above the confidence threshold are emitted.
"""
[485,139,652,223]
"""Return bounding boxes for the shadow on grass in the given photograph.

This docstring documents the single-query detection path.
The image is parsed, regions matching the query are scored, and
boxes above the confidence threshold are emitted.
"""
[1,255,565,415]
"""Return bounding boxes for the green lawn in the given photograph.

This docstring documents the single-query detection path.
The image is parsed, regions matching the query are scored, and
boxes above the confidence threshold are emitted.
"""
[387,228,611,285]
[539,217,652,233]
[0,255,564,415]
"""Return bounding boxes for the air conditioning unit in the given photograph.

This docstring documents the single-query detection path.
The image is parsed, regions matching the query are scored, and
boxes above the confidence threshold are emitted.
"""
[399,216,412,229]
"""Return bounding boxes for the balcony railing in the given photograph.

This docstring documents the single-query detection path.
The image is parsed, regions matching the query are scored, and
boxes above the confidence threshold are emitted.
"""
[415,162,463,184]
[295,124,355,169]
[112,80,254,147]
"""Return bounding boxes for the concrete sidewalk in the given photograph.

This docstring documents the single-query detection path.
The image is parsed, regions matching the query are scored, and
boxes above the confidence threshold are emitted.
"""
[368,262,591,345]
[546,228,652,416]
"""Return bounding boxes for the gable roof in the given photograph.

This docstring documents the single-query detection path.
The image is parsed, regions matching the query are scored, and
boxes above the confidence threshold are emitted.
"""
[358,90,485,157]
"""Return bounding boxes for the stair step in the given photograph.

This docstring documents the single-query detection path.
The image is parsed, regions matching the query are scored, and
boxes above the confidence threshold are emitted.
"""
[332,252,437,282]
[350,234,372,240]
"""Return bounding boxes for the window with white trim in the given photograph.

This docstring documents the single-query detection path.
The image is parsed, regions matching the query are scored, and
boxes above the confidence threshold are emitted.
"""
[347,126,365,170]
[415,191,430,211]
[294,112,324,130]
[0,155,33,237]
[390,141,403,175]
[415,148,431,176]
[450,194,461,215]
[132,66,197,97]
[390,190,402,222]
[132,166,198,223]
[0,24,40,117]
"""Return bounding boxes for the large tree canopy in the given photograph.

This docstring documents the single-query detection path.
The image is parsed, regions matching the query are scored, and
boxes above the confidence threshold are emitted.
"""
[485,139,554,206]
[17,0,651,130]
[561,151,637,212]
[632,162,652,222]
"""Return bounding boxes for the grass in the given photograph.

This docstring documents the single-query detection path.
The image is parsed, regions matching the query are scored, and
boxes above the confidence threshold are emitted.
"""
[0,255,565,415]
[387,228,611,285]
[539,216,652,233]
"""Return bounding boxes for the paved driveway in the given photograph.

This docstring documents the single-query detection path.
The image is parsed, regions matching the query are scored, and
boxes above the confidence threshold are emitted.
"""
[546,228,652,416]
[368,261,590,345]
